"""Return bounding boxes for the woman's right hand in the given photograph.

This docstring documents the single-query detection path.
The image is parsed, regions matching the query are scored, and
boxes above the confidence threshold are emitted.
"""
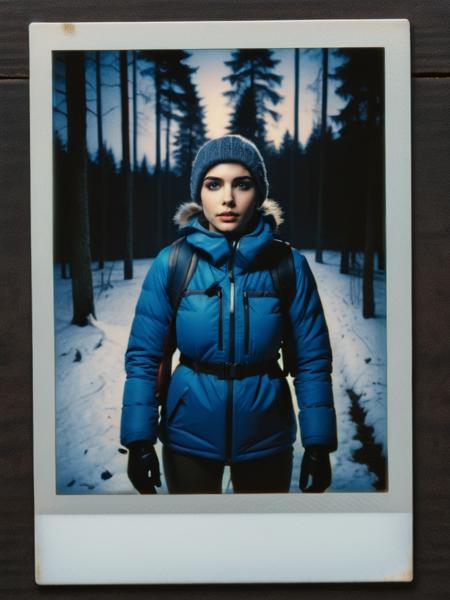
[126,441,162,494]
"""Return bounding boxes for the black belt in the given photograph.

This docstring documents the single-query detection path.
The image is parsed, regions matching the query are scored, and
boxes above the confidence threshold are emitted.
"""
[179,354,283,380]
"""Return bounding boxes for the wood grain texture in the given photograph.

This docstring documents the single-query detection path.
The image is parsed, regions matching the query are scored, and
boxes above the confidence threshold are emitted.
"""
[1,1,450,593]
[411,77,450,599]
[0,0,449,76]
[0,79,35,594]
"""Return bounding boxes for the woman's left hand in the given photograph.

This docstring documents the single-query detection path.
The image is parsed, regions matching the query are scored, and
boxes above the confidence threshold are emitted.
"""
[299,446,332,492]
[127,441,162,494]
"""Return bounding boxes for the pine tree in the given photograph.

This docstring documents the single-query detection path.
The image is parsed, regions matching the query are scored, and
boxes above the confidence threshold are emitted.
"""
[332,49,384,317]
[223,49,283,150]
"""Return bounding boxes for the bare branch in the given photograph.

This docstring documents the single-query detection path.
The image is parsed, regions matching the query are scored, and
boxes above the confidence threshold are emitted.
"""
[102,106,119,117]
[107,63,121,74]
[53,107,67,117]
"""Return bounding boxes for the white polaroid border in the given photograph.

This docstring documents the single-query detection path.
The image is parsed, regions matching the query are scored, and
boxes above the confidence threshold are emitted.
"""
[30,19,412,584]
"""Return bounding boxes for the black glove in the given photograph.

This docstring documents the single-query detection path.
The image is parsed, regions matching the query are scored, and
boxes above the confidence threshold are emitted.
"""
[127,441,161,494]
[299,446,332,493]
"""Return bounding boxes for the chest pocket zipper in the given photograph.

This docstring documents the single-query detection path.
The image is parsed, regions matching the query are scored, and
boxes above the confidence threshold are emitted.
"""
[183,283,223,351]
[243,290,279,355]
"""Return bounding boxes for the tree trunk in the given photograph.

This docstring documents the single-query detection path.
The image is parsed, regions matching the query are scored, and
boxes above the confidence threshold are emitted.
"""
[340,249,350,274]
[362,61,383,319]
[65,51,95,325]
[289,48,300,246]
[363,149,375,318]
[164,110,172,241]
[120,50,133,280]
[95,51,107,270]
[132,51,138,172]
[154,64,163,249]
[131,51,138,260]
[315,48,328,263]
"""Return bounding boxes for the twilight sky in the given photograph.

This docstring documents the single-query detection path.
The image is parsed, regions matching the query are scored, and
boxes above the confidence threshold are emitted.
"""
[54,48,347,168]
[185,48,345,148]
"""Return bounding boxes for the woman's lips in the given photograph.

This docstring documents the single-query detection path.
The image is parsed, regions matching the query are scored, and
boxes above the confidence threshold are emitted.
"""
[218,213,238,222]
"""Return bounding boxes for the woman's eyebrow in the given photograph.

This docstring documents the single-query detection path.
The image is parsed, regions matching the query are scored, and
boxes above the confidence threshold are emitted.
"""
[203,175,253,181]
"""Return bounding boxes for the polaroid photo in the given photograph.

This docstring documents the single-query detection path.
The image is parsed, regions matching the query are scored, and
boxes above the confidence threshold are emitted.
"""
[30,19,412,584]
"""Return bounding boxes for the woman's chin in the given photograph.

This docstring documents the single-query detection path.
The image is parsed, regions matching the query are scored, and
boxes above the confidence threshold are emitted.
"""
[211,221,240,234]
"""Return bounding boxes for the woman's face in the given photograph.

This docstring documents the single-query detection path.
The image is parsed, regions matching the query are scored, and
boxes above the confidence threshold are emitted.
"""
[200,162,259,236]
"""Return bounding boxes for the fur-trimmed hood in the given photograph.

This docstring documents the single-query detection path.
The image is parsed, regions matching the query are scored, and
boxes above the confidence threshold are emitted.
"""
[173,198,284,232]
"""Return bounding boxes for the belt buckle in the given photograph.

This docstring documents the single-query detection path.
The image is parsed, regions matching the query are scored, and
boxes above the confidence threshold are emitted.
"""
[218,362,238,379]
[228,362,238,379]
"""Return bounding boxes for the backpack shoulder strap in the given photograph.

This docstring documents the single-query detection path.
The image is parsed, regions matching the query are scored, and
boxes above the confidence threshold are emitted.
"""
[268,238,296,311]
[156,238,198,404]
[167,236,199,311]
[265,238,297,377]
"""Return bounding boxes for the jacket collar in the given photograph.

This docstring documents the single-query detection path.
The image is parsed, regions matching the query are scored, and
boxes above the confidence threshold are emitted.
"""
[173,199,284,271]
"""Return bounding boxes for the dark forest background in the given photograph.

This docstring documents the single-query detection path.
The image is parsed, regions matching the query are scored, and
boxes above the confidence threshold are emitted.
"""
[52,48,384,325]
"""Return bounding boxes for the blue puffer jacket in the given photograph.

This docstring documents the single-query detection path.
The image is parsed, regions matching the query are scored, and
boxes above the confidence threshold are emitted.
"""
[121,199,337,462]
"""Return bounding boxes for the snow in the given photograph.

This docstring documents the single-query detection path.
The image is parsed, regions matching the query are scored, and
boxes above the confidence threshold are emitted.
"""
[54,251,386,494]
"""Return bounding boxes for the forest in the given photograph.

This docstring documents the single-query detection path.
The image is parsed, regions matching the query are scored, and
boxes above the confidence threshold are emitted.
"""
[52,47,385,325]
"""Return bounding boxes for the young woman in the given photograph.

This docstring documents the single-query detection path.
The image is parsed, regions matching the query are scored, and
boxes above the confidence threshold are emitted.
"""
[121,134,337,494]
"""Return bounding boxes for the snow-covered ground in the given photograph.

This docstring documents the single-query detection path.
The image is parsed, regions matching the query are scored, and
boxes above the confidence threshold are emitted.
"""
[54,251,386,494]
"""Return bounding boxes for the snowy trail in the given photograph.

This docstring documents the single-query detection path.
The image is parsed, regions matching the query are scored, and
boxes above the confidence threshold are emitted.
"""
[55,252,386,494]
[301,251,386,492]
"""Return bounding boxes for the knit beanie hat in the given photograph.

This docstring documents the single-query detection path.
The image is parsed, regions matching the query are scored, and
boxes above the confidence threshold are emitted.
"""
[190,134,269,205]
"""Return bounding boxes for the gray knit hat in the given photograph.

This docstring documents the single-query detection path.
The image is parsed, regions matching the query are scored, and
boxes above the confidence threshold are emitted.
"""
[190,134,269,205]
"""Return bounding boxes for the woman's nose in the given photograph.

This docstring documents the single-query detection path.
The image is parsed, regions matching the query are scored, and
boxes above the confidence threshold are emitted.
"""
[221,184,235,204]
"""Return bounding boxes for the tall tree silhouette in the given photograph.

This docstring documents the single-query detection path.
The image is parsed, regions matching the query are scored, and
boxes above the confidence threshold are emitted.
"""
[333,49,384,317]
[132,51,138,172]
[160,51,196,175]
[64,51,95,325]
[137,51,207,246]
[293,49,301,151]
[172,78,208,193]
[139,51,166,247]
[315,48,329,263]
[52,54,70,279]
[289,48,301,245]
[223,49,283,150]
[160,51,198,240]
[94,51,108,270]
[119,50,133,279]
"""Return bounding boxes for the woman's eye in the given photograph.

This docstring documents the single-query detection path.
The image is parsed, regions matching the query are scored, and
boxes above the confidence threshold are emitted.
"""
[206,182,219,190]
[237,182,252,190]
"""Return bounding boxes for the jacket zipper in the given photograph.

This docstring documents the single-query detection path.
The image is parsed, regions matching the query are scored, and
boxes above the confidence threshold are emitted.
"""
[217,288,223,351]
[225,239,239,463]
[243,291,249,355]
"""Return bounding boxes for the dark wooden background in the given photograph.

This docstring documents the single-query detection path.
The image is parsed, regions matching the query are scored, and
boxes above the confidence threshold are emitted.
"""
[0,1,449,597]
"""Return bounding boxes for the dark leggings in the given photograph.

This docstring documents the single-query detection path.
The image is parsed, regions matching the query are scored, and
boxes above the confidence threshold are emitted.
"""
[163,445,293,494]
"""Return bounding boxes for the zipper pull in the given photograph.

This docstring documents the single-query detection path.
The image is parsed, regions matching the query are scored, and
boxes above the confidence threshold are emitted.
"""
[227,239,239,282]
[205,282,220,296]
